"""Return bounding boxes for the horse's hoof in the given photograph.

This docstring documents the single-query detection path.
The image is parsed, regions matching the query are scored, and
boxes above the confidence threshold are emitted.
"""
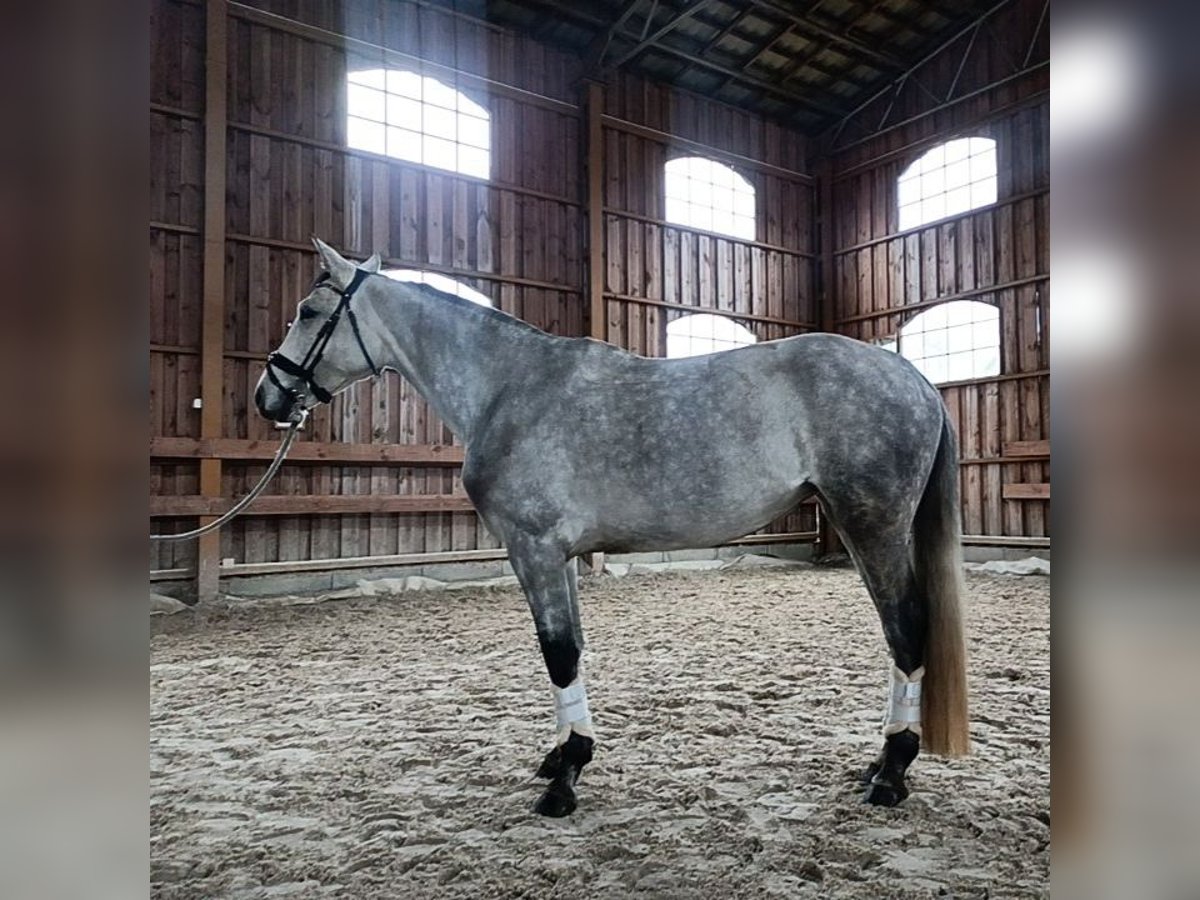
[863,779,908,807]
[535,747,563,779]
[534,782,577,817]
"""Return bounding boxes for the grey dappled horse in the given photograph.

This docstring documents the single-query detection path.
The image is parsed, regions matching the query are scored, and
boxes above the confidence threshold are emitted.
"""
[255,239,970,817]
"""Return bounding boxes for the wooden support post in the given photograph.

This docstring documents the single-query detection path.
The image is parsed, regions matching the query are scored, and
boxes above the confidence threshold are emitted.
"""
[198,0,228,602]
[586,80,605,343]
[584,80,605,577]
[816,158,844,559]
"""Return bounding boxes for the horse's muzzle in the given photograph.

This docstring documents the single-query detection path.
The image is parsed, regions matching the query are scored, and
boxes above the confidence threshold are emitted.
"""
[255,381,296,424]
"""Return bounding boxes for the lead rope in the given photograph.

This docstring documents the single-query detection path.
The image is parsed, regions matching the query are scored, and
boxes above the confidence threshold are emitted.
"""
[150,410,307,542]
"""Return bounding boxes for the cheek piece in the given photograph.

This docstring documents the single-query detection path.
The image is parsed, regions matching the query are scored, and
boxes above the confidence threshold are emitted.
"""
[265,268,380,406]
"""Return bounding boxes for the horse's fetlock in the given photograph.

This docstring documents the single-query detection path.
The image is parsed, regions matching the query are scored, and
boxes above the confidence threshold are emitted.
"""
[561,730,594,769]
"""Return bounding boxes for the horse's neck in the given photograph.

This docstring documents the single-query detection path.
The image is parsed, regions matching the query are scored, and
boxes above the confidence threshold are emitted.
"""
[373,291,534,443]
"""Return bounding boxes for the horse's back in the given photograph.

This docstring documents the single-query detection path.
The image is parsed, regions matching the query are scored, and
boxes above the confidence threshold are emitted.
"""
[467,331,946,550]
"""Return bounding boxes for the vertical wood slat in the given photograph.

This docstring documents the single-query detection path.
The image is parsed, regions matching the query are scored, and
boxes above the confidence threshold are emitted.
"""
[817,158,840,556]
[587,81,605,343]
[198,0,229,601]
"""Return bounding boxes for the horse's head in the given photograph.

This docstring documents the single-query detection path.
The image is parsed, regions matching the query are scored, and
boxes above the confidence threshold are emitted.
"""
[254,238,385,423]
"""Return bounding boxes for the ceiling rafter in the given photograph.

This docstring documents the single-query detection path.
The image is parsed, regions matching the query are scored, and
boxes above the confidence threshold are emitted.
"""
[682,3,880,92]
[707,18,793,98]
[604,0,722,71]
[628,31,850,119]
[700,4,753,54]
[824,0,1038,147]
[582,0,645,73]
[483,0,1032,134]
[743,0,909,72]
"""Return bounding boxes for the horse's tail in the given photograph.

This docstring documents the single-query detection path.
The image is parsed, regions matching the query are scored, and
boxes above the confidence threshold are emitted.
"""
[913,411,971,756]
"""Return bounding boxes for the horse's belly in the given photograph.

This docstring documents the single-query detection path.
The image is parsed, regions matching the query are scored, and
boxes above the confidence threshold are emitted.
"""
[585,480,813,554]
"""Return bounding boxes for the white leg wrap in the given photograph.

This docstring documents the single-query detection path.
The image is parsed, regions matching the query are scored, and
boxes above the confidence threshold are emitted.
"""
[552,676,594,744]
[882,665,924,737]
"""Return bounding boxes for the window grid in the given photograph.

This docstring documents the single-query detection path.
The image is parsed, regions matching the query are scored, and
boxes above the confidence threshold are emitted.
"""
[664,157,756,241]
[897,137,997,231]
[666,313,757,358]
[347,67,490,179]
[897,300,1000,384]
[383,269,491,307]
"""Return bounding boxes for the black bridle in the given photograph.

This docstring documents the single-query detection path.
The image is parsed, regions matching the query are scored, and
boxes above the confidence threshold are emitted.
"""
[266,268,381,406]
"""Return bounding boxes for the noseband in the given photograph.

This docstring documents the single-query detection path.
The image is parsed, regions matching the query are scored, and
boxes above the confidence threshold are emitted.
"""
[265,268,381,405]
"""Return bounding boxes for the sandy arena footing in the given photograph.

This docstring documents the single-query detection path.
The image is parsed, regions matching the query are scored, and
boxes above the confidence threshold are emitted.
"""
[151,566,1049,899]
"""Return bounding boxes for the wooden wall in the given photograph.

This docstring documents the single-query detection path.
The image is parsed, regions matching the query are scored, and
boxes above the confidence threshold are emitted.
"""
[826,0,1050,544]
[149,0,818,592]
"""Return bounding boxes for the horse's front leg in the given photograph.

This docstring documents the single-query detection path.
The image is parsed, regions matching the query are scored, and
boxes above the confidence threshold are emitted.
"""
[508,539,594,817]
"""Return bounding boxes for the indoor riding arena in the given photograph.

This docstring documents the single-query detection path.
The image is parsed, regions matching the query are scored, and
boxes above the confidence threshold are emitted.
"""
[151,1,1050,897]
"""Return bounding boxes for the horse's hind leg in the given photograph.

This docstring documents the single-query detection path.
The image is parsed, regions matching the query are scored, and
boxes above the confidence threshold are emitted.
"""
[835,530,927,807]
[508,538,594,817]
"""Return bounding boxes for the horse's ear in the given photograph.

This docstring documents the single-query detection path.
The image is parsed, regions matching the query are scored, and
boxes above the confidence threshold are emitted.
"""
[311,237,356,287]
[363,252,382,274]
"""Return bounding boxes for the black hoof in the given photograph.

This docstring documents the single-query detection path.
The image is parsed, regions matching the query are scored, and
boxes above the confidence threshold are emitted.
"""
[536,746,564,779]
[534,781,577,817]
[863,779,909,807]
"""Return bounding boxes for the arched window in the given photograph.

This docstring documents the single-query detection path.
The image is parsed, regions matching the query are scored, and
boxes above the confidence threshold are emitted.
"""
[897,137,996,230]
[383,269,491,307]
[667,313,757,358]
[346,68,490,179]
[664,157,755,240]
[897,300,999,384]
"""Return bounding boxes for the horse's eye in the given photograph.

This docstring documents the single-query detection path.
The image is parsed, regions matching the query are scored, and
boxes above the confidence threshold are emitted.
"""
[298,306,319,321]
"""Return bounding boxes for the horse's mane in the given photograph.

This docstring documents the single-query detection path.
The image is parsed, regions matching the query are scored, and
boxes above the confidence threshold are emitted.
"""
[390,278,551,340]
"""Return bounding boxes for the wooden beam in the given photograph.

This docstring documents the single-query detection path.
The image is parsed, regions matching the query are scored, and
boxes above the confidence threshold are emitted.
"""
[151,494,477,518]
[961,534,1050,548]
[833,188,1050,256]
[587,81,606,343]
[151,437,465,465]
[603,292,816,331]
[227,2,581,118]
[600,114,814,184]
[834,274,1049,326]
[605,0,721,71]
[604,207,816,258]
[197,0,228,603]
[832,89,1049,179]
[816,156,842,559]
[747,0,908,71]
[1003,440,1050,458]
[1002,483,1050,501]
[959,454,1049,466]
[206,548,510,578]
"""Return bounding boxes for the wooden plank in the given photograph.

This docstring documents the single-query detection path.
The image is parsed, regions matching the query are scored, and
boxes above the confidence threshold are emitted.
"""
[601,293,812,332]
[197,0,228,602]
[816,157,843,558]
[587,81,606,342]
[832,187,1049,256]
[961,534,1050,548]
[208,548,510,578]
[600,114,813,184]
[151,495,478,517]
[227,3,580,118]
[603,207,815,258]
[834,274,1047,326]
[1004,439,1050,458]
[1002,483,1051,501]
